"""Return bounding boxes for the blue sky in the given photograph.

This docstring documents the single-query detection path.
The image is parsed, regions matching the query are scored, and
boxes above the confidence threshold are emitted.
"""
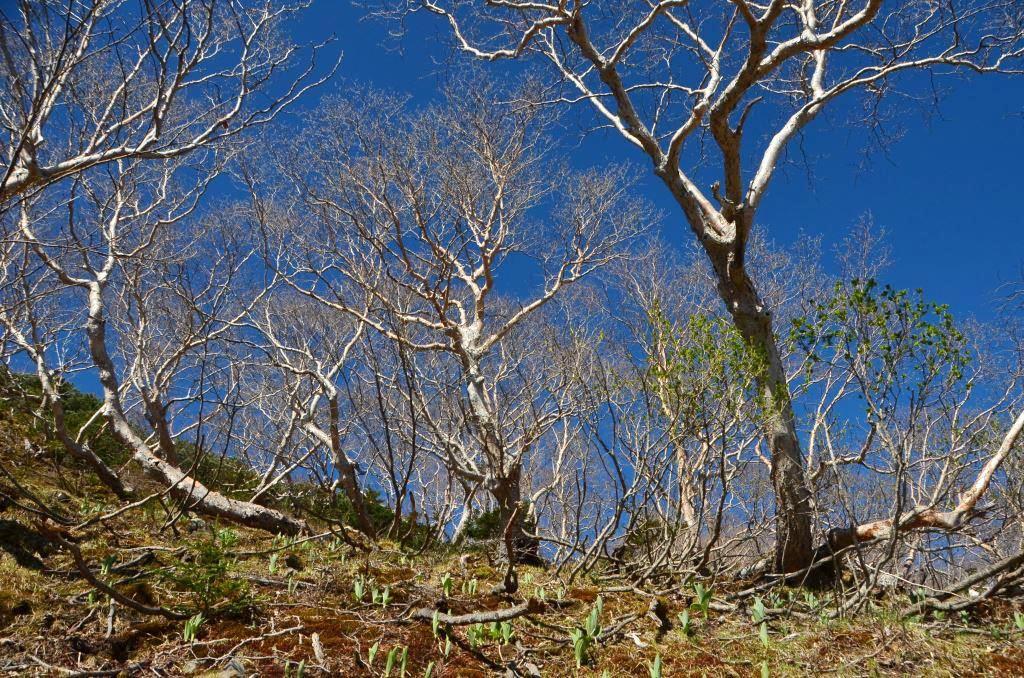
[295,3,1024,323]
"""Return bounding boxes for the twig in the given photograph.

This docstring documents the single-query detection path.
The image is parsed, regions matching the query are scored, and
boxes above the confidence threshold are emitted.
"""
[36,522,187,620]
[901,550,1024,616]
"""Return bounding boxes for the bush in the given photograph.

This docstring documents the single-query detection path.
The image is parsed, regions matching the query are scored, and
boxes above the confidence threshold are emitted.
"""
[463,507,537,541]
[160,528,253,616]
[0,368,128,467]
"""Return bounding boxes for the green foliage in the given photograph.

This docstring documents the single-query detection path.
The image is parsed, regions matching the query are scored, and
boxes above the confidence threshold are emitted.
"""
[462,506,537,541]
[372,584,391,607]
[568,627,590,668]
[440,573,453,598]
[645,306,764,422]
[353,574,368,602]
[182,612,205,643]
[649,654,663,678]
[791,279,971,400]
[297,487,432,546]
[468,623,486,648]
[161,528,252,616]
[0,370,128,466]
[751,596,767,624]
[382,645,407,677]
[586,595,603,637]
[463,508,504,540]
[569,596,603,667]
[499,620,514,645]
[677,608,693,637]
[691,581,713,618]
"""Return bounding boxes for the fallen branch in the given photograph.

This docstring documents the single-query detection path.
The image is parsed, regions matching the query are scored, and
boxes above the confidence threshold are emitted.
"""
[830,409,1024,550]
[410,598,546,625]
[36,522,187,620]
[901,549,1024,617]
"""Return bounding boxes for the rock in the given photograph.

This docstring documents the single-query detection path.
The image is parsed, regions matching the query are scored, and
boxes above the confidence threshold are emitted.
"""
[186,517,207,533]
[197,658,248,677]
[68,634,98,655]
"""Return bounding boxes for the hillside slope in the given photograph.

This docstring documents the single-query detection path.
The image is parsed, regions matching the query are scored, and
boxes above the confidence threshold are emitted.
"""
[1,383,1023,677]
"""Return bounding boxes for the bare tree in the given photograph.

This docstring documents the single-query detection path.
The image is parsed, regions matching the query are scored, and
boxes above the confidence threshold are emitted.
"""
[258,87,648,561]
[9,159,304,534]
[244,291,377,535]
[795,280,1024,563]
[0,233,131,496]
[0,0,335,207]
[390,0,1024,573]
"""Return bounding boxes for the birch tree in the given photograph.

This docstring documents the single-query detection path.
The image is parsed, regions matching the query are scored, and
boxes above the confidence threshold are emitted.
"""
[392,0,1024,574]
[260,89,648,561]
[9,160,304,535]
[0,0,334,208]
[0,231,131,496]
[245,292,377,536]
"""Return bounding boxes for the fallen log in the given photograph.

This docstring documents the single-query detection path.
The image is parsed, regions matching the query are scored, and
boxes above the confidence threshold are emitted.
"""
[410,598,546,625]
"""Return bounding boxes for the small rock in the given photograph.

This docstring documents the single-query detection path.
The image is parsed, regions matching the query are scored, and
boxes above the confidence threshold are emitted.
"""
[186,517,207,533]
[69,634,98,655]
[197,658,247,677]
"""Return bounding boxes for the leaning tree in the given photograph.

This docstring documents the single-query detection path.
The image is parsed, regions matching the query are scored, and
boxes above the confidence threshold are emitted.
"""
[0,0,333,535]
[390,0,1024,573]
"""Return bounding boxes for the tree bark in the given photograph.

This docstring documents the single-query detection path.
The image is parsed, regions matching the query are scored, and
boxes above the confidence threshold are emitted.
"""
[708,250,815,574]
[491,467,541,566]
[23,346,134,500]
[326,395,375,536]
[653,166,816,575]
[458,350,541,564]
[44,377,134,500]
[827,408,1024,552]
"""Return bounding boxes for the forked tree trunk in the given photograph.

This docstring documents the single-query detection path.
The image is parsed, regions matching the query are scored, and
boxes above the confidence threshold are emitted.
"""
[708,251,815,574]
[14,337,134,499]
[85,284,305,536]
[460,353,541,563]
[326,395,375,536]
[491,467,541,566]
[40,370,134,500]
